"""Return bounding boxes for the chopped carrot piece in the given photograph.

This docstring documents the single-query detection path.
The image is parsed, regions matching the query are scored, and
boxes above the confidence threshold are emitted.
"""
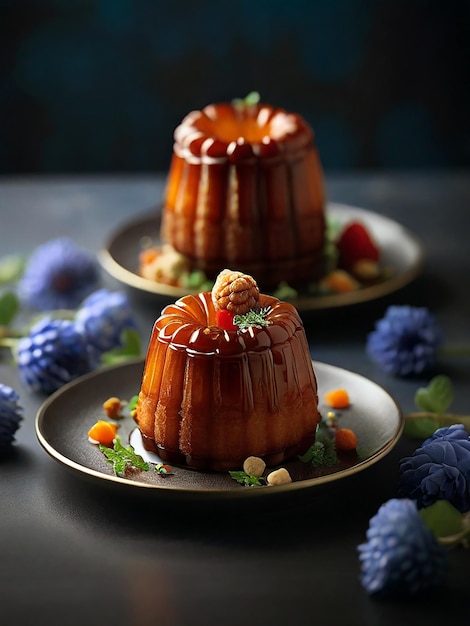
[87,420,118,447]
[324,388,350,409]
[139,248,159,265]
[320,269,360,294]
[335,428,358,451]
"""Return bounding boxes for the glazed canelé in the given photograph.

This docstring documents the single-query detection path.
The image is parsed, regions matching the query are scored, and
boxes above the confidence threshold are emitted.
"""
[135,270,321,471]
[160,99,326,288]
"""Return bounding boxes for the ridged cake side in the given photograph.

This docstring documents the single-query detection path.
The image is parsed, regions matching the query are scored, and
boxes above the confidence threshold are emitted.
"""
[135,292,320,471]
[161,103,326,288]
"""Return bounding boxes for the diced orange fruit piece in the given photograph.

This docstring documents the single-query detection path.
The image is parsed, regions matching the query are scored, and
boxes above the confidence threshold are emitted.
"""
[139,248,159,265]
[320,269,359,294]
[87,420,118,446]
[335,428,358,451]
[324,388,350,409]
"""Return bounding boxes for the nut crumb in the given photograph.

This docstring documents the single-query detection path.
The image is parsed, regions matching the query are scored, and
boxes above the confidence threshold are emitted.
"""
[103,397,123,418]
[266,467,292,486]
[243,456,266,477]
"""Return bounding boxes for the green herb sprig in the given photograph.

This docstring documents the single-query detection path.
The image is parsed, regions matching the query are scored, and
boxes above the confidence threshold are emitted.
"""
[232,91,261,109]
[126,394,139,418]
[229,470,266,487]
[99,436,149,476]
[299,428,338,467]
[234,307,271,330]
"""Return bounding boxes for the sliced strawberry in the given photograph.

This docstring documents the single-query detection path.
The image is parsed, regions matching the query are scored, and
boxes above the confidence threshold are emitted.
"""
[215,308,238,331]
[336,221,379,270]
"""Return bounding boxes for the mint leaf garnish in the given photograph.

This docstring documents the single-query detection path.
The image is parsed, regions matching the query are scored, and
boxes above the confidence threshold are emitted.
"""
[232,91,261,108]
[229,470,266,486]
[415,375,453,414]
[299,429,338,467]
[99,436,149,476]
[234,307,270,330]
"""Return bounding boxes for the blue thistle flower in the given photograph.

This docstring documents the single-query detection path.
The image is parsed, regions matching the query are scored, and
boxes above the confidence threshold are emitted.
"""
[399,424,470,512]
[0,384,23,450]
[17,317,92,394]
[358,498,448,596]
[366,306,442,377]
[74,289,137,367]
[18,238,100,311]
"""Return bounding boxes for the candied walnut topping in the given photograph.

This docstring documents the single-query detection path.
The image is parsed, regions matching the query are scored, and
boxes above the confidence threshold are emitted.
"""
[211,269,260,315]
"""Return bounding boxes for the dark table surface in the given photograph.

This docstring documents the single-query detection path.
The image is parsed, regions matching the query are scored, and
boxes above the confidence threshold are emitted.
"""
[1,171,469,625]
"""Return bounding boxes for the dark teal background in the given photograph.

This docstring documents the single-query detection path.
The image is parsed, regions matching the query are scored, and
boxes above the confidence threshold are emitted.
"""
[1,0,468,174]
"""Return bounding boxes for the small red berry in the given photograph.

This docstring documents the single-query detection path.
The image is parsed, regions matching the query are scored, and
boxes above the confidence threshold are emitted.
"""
[336,221,379,270]
[215,308,238,331]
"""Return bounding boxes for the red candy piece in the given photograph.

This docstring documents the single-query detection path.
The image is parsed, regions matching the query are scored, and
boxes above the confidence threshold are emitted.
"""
[215,308,238,331]
[336,221,379,270]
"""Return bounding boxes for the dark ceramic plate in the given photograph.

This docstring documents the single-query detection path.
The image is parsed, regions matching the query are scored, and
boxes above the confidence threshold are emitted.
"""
[99,202,424,311]
[36,359,404,502]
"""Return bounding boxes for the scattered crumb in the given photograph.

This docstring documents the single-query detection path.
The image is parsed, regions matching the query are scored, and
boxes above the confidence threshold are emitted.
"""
[267,467,292,486]
[243,456,266,477]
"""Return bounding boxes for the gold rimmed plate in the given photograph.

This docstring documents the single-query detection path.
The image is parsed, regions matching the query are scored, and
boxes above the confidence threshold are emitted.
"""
[99,202,424,311]
[36,358,404,502]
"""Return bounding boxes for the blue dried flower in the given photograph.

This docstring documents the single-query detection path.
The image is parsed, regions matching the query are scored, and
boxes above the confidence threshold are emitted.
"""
[0,384,23,450]
[366,306,442,377]
[18,238,100,311]
[399,424,470,512]
[17,317,92,394]
[74,289,137,366]
[358,498,448,596]
[422,423,470,448]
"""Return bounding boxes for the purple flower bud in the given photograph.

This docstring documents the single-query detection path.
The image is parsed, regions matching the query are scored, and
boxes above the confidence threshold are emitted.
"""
[17,317,92,394]
[399,424,470,512]
[358,498,448,596]
[0,384,23,450]
[18,238,100,311]
[74,289,136,367]
[366,306,442,377]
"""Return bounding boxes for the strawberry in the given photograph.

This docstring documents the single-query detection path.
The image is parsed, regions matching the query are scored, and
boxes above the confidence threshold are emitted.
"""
[336,221,379,270]
[215,308,238,331]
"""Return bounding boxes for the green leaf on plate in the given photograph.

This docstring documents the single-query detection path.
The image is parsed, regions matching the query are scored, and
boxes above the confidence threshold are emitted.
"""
[229,470,265,487]
[299,427,338,467]
[99,436,149,476]
[414,375,453,414]
[127,394,139,413]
